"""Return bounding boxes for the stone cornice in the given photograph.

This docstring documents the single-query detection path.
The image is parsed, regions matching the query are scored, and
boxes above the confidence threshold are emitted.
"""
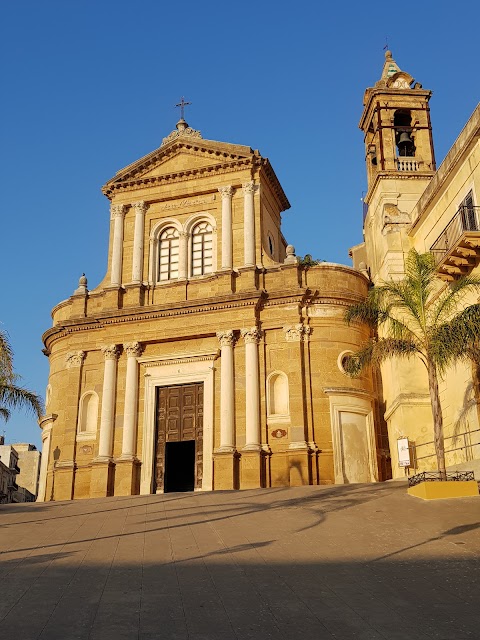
[139,350,219,367]
[364,170,435,206]
[323,386,374,398]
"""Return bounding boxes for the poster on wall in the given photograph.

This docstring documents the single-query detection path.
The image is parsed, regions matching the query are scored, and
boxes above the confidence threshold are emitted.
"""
[397,437,411,467]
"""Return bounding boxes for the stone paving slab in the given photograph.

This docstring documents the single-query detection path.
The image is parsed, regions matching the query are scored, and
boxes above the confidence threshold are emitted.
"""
[1,482,480,639]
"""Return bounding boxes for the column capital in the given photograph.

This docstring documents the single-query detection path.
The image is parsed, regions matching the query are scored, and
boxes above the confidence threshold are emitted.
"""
[101,344,120,360]
[241,327,262,344]
[124,341,143,358]
[66,350,86,368]
[110,203,127,220]
[180,231,191,239]
[283,324,312,342]
[218,185,234,199]
[217,330,237,348]
[242,181,256,195]
[132,201,148,215]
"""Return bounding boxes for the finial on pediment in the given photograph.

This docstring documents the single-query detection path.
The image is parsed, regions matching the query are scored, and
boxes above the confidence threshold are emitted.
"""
[74,273,88,296]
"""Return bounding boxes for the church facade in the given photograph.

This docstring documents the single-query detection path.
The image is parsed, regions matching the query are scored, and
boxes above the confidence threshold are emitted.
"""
[38,113,381,501]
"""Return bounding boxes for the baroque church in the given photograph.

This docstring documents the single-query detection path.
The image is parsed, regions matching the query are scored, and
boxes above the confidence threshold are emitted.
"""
[38,51,480,500]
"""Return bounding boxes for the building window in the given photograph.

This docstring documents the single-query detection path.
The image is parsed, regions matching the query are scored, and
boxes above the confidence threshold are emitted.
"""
[460,190,477,231]
[191,221,213,276]
[267,233,275,257]
[159,227,180,281]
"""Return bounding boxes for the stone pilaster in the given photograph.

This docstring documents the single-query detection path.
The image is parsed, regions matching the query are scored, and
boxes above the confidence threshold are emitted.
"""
[131,201,147,284]
[110,204,126,287]
[53,351,85,501]
[37,414,57,502]
[242,182,256,266]
[219,186,234,270]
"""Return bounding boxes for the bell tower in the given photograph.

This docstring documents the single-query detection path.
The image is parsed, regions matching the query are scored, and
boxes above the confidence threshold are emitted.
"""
[359,51,436,282]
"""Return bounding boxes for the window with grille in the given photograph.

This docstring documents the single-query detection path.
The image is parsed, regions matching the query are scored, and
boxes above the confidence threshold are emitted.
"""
[191,221,213,276]
[159,227,180,281]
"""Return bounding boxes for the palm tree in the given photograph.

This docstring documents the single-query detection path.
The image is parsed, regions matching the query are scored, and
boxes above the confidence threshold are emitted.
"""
[344,249,480,476]
[0,328,43,422]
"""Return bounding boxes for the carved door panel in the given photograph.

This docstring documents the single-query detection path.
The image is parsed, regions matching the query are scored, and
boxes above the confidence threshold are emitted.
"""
[154,383,204,492]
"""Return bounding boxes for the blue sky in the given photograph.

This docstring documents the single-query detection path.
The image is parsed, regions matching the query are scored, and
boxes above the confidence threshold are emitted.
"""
[2,0,480,447]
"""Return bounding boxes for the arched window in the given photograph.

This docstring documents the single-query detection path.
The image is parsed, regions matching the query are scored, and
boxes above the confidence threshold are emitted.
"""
[191,221,213,276]
[78,392,99,437]
[159,227,180,281]
[267,372,289,417]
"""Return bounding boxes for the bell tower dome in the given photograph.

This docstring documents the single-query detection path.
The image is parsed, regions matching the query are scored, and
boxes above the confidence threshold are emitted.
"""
[359,51,436,282]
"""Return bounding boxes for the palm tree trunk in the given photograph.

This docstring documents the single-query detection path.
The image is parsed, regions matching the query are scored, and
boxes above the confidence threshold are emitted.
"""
[427,360,446,478]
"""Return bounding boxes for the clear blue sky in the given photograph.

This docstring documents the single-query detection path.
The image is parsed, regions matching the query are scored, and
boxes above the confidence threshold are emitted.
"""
[1,0,479,448]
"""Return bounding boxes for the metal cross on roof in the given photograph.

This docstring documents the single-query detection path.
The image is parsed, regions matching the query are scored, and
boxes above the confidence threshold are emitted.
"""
[175,96,192,120]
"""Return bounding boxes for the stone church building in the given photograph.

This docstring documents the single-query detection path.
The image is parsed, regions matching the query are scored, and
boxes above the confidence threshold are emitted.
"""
[39,109,381,500]
[39,51,480,501]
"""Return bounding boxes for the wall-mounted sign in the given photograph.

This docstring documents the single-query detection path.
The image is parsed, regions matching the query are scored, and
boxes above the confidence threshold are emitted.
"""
[397,437,411,467]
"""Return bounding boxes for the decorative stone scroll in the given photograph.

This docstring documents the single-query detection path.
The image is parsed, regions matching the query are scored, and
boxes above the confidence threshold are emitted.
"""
[216,330,236,348]
[110,204,126,219]
[124,342,143,358]
[283,324,312,342]
[66,351,86,368]
[161,126,203,146]
[240,327,263,344]
[101,344,120,360]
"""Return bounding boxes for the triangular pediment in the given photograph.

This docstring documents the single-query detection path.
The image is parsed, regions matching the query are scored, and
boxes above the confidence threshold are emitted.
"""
[103,136,257,195]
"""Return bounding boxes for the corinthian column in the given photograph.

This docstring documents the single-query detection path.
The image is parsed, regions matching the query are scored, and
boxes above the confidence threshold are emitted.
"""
[241,327,262,450]
[131,201,147,284]
[97,344,120,460]
[110,204,126,286]
[120,342,143,459]
[216,330,236,451]
[243,182,256,266]
[218,186,234,270]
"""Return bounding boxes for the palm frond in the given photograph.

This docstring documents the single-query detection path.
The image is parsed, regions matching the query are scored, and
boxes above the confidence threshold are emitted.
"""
[0,382,44,418]
[432,274,480,326]
[0,407,10,421]
[343,337,419,377]
[0,328,14,379]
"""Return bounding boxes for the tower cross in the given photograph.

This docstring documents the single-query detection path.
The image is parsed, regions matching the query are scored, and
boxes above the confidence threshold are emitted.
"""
[175,96,192,120]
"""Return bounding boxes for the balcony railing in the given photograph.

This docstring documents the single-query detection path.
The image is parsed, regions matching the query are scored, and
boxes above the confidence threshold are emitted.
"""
[430,206,480,279]
[397,157,420,171]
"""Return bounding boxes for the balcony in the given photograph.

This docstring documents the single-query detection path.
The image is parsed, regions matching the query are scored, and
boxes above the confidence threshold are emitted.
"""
[397,157,421,172]
[430,206,480,280]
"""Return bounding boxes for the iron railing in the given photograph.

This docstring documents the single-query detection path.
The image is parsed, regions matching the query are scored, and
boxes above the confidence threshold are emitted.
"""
[413,428,480,464]
[408,470,475,487]
[430,205,480,266]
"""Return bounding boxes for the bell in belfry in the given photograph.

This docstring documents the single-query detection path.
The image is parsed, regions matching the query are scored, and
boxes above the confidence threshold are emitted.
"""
[397,130,415,156]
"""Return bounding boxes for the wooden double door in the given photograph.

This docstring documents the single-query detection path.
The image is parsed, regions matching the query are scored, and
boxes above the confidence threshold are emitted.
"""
[154,382,204,492]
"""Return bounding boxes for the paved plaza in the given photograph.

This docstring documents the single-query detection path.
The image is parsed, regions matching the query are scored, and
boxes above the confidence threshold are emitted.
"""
[1,482,480,639]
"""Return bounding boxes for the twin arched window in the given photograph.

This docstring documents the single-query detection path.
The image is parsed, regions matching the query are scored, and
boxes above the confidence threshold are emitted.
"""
[156,220,214,282]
